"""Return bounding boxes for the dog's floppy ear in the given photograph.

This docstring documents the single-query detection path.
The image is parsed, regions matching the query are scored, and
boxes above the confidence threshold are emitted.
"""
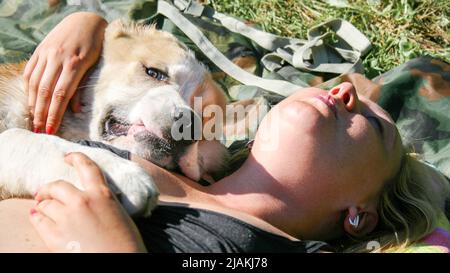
[105,20,158,40]
[105,19,132,40]
[189,74,228,140]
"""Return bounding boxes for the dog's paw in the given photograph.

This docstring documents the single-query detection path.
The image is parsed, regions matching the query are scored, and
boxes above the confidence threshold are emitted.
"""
[104,159,159,217]
[0,129,159,216]
[91,151,159,216]
[74,148,159,217]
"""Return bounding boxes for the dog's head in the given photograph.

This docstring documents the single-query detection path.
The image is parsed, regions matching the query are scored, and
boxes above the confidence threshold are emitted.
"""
[89,20,229,182]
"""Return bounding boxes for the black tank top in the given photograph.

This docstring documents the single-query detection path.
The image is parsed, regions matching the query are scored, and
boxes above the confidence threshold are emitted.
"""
[134,205,328,253]
[76,140,329,253]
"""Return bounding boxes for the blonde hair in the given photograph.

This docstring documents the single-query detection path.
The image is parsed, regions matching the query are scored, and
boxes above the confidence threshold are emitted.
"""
[229,141,450,253]
[343,148,450,252]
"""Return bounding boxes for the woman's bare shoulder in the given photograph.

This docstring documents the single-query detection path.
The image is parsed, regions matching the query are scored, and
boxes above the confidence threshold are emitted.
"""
[0,199,49,252]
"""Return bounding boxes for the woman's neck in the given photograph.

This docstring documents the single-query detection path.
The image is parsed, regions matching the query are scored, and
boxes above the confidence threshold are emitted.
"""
[207,154,303,237]
[132,153,305,238]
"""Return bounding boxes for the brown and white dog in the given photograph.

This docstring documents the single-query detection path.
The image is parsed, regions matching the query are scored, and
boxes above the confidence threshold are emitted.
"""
[0,20,229,216]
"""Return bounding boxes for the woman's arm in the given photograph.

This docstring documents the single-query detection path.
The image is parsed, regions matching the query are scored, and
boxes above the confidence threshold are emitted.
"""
[0,199,47,252]
[0,150,196,253]
[23,11,107,134]
[0,152,147,253]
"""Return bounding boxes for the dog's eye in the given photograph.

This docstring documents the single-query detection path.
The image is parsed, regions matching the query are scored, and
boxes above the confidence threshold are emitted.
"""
[145,67,169,81]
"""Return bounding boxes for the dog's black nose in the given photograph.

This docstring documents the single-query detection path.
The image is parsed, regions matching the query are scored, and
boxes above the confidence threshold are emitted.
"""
[171,107,201,145]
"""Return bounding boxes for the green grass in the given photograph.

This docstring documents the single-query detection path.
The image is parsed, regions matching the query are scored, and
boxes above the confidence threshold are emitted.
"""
[210,0,449,78]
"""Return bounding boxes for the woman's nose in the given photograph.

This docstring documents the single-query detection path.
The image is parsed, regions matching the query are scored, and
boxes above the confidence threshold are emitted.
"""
[328,82,359,112]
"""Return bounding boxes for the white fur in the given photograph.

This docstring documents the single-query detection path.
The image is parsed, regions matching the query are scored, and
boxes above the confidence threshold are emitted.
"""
[169,52,207,103]
[0,128,158,216]
[0,23,228,217]
[0,76,30,132]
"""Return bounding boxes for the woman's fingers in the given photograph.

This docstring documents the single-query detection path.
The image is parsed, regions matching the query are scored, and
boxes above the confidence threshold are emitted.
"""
[27,58,47,132]
[45,66,81,134]
[64,152,110,196]
[35,180,84,206]
[33,58,63,134]
[34,199,65,222]
[23,53,39,114]
[29,209,65,252]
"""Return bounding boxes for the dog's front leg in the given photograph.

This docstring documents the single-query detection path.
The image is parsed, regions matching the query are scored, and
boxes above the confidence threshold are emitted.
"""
[0,128,158,216]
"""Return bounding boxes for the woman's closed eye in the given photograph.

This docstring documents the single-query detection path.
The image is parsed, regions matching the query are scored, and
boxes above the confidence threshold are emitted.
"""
[367,116,384,134]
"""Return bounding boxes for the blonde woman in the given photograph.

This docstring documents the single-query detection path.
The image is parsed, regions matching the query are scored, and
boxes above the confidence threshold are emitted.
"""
[0,80,448,252]
[0,12,448,253]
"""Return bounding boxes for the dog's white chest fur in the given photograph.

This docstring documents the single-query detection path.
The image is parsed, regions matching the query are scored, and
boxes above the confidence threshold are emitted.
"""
[0,20,229,217]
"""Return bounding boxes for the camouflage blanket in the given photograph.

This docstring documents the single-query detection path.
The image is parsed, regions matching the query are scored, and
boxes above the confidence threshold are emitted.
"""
[2,0,448,177]
[0,0,449,252]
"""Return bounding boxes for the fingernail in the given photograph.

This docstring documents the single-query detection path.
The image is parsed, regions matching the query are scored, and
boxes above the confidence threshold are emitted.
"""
[30,208,37,215]
[46,126,54,135]
[33,127,40,133]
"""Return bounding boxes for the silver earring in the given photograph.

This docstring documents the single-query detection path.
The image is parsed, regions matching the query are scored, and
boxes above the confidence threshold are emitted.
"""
[349,214,360,228]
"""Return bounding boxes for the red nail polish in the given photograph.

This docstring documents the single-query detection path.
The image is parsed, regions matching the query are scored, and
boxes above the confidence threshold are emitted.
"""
[30,208,37,215]
[46,126,54,135]
[33,127,39,133]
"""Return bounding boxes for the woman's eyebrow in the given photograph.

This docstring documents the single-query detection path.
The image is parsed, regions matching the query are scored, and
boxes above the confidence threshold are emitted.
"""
[378,107,398,149]
[363,99,397,151]
[370,115,387,149]
[379,117,398,153]
[378,117,387,143]
[368,106,391,151]
[386,121,398,152]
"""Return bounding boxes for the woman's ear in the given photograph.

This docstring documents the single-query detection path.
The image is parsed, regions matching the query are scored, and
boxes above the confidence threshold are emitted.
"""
[343,206,379,238]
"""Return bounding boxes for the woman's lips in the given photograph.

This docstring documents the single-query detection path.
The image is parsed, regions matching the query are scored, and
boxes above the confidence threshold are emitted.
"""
[315,95,337,118]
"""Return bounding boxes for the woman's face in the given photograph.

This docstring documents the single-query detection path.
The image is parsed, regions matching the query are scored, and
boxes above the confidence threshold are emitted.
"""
[252,82,403,238]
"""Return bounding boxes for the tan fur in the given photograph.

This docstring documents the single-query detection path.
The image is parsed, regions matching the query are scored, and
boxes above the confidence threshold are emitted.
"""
[0,62,26,79]
[0,62,31,132]
[190,74,228,132]
[0,185,31,200]
[0,19,229,184]
[104,21,187,69]
[0,62,27,105]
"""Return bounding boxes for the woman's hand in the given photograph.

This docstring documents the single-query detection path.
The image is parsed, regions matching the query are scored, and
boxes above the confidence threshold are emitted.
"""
[29,152,147,253]
[23,12,108,134]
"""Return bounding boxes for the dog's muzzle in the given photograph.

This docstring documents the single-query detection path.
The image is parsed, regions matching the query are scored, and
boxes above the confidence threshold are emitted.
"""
[130,106,202,167]
[133,106,200,149]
